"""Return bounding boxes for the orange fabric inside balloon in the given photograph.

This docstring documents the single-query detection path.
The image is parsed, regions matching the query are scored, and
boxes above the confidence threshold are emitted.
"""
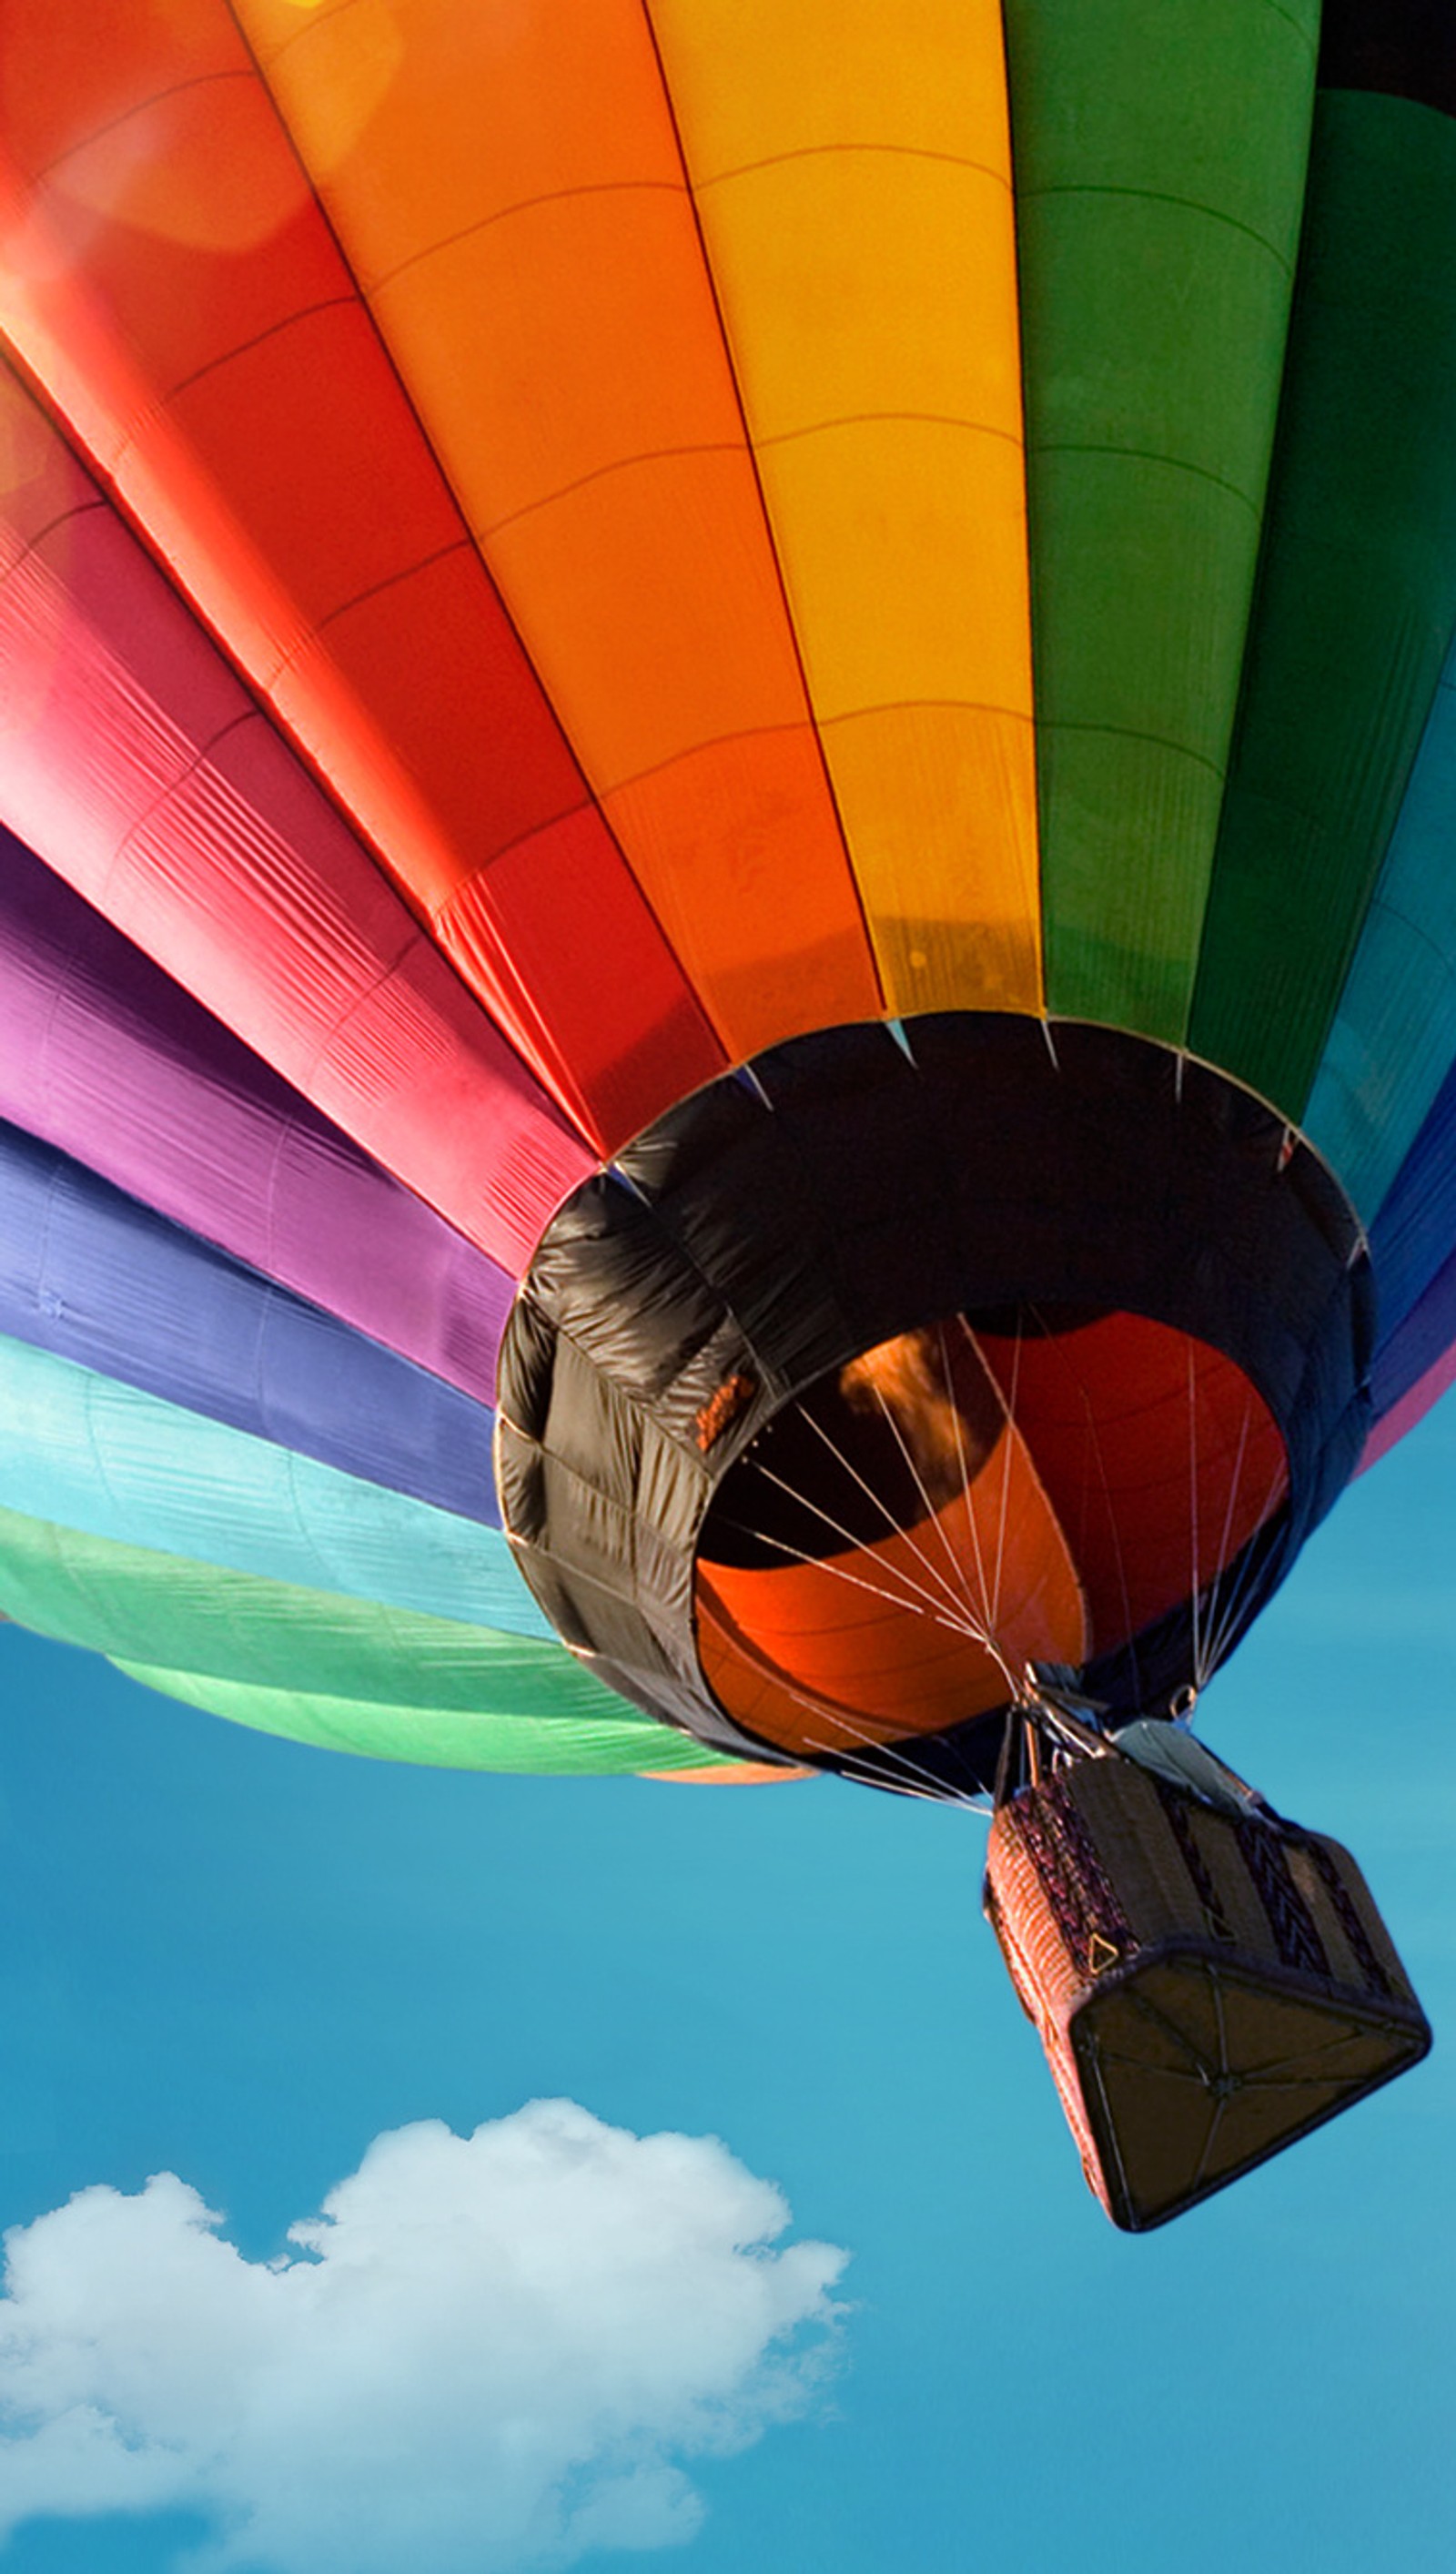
[695,1325,1087,1758]
[693,1313,1288,1762]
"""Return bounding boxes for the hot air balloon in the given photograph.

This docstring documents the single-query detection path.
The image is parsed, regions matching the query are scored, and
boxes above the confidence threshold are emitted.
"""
[0,0,1445,2222]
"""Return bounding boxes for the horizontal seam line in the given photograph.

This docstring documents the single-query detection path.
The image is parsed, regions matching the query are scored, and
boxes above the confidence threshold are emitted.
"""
[158,295,359,404]
[1031,441,1261,512]
[264,0,386,69]
[35,67,251,178]
[597,718,818,802]
[588,705,1036,795]
[817,697,1033,725]
[98,707,261,915]
[1016,184,1294,276]
[480,441,744,534]
[429,796,602,908]
[1,496,110,583]
[1042,722,1226,778]
[306,537,476,637]
[696,139,1008,188]
[758,411,1021,451]
[367,178,684,295]
[1356,898,1456,976]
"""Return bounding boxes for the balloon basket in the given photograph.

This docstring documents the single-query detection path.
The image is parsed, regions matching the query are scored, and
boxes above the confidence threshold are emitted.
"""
[984,1754,1431,2230]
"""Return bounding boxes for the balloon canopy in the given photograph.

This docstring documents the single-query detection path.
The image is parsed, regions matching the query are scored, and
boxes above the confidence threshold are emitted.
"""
[1,0,1454,1793]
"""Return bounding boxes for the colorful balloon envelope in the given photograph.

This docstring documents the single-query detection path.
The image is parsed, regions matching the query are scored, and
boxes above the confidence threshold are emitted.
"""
[1,0,1455,1811]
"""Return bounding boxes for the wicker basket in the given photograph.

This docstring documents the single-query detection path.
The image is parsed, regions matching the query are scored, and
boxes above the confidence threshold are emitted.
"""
[984,1752,1431,2230]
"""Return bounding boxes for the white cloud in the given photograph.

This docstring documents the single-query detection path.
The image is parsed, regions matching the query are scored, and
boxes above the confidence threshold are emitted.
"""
[0,2103,848,2572]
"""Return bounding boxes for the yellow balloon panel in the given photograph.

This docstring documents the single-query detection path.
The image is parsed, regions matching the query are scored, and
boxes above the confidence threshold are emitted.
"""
[648,0,1015,171]
[693,155,1024,452]
[650,0,1042,1018]
[819,704,1037,1014]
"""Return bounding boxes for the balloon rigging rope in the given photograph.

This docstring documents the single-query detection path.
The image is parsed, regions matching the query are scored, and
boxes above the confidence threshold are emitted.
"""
[783,1365,1021,1700]
[747,1309,1281,1737]
[798,1719,987,1812]
[905,1316,1021,1708]
[990,1313,1025,1641]
[713,1312,1109,1802]
[792,1400,990,1634]
[1194,1387,1255,1691]
[723,1649,987,1809]
[733,1312,1285,1772]
[1188,1339,1204,1690]
[717,1504,992,1646]
[717,1380,1019,1805]
[1177,1345,1289,1691]
[937,1317,996,1642]
[1200,1444,1289,1683]
[767,1342,1026,1694]
[1021,1299,1143,1710]
[774,1386,1017,1801]
[734,1452,993,1636]
[861,1369,994,1642]
[787,1679,992,1810]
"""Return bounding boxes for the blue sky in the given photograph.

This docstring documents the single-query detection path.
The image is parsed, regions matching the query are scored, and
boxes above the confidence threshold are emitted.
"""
[0,1401,1451,2574]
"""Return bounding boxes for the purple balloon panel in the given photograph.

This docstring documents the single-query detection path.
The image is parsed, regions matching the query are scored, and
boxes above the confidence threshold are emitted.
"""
[0,826,512,1401]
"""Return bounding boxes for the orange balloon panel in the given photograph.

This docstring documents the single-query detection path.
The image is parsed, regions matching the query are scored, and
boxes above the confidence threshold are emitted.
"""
[0,0,723,1149]
[647,0,1042,1020]
[239,0,884,1064]
[695,1331,1087,1761]
[974,1312,1290,1656]
[693,1312,1287,1760]
[639,1761,814,1786]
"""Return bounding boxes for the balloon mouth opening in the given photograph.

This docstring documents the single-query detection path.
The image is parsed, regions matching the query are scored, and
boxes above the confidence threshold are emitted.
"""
[693,1308,1289,1766]
[497,1015,1368,1789]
